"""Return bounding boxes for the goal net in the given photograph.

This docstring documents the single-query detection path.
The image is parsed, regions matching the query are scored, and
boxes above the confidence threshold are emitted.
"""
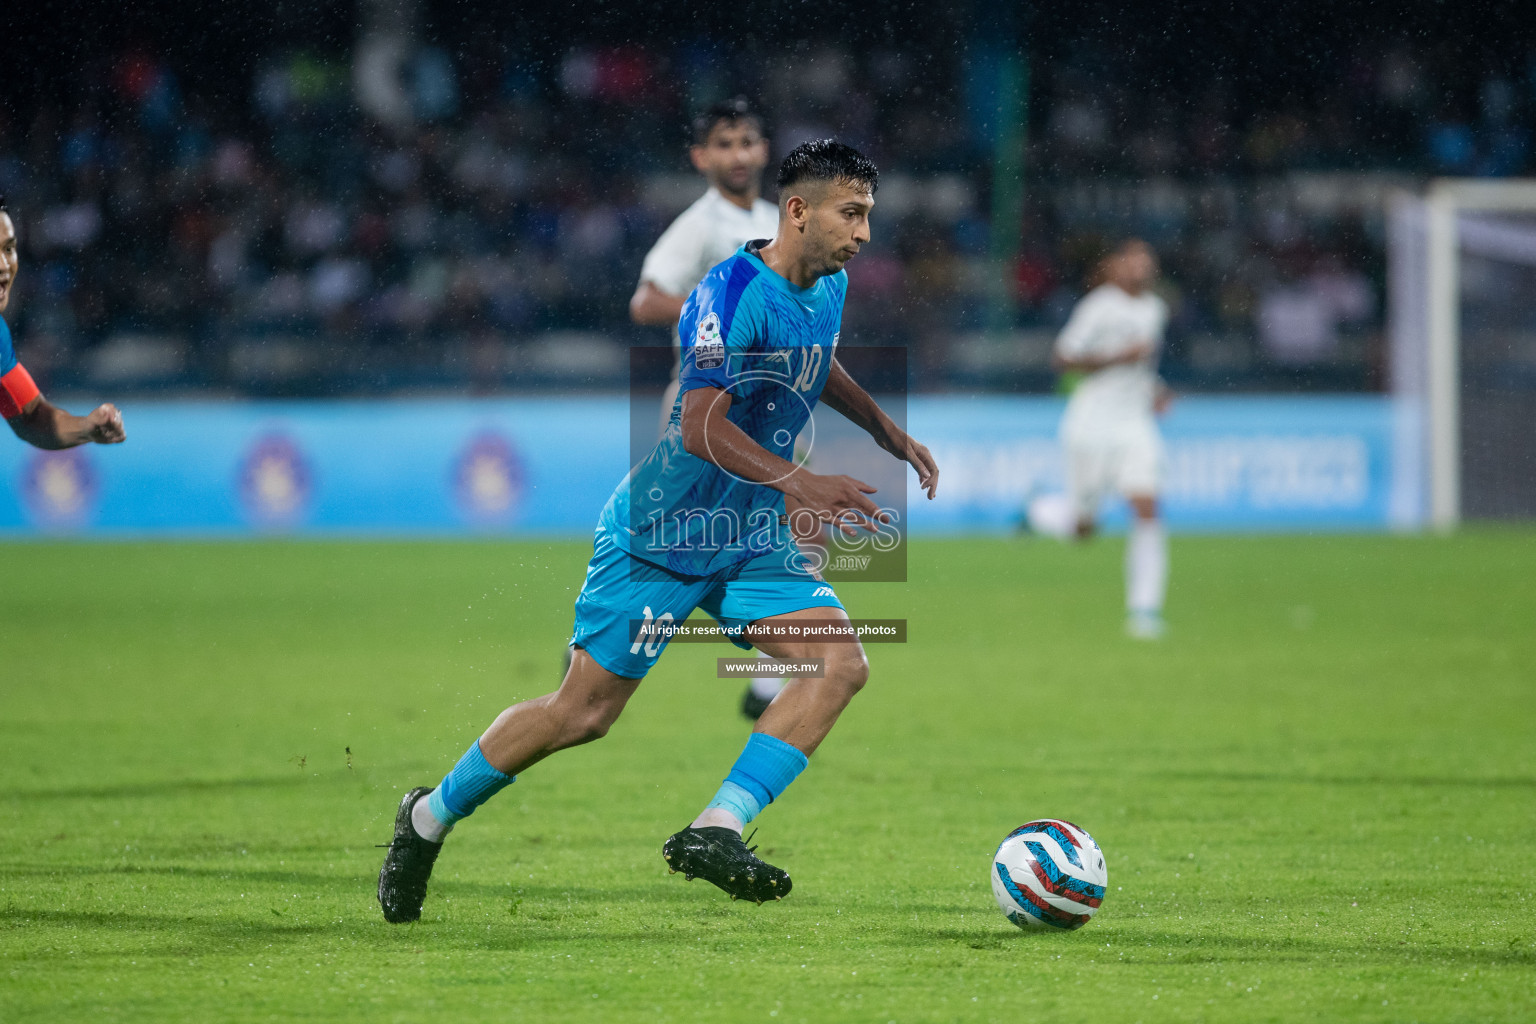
[1389,180,1536,528]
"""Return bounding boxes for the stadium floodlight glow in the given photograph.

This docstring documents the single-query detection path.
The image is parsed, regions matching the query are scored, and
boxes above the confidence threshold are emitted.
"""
[1390,178,1536,531]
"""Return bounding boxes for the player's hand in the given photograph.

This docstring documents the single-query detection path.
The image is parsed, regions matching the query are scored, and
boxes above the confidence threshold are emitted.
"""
[786,471,886,536]
[783,491,828,544]
[894,431,939,499]
[1116,342,1153,366]
[85,403,126,444]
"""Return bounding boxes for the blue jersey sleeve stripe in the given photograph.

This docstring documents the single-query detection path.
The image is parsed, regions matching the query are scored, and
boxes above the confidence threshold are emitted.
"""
[719,259,761,341]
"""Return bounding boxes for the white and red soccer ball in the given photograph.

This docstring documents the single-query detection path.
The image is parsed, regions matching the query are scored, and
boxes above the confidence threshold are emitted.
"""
[991,819,1108,930]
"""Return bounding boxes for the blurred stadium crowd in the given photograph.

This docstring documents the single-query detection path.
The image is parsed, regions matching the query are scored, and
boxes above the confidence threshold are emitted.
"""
[1,35,1532,395]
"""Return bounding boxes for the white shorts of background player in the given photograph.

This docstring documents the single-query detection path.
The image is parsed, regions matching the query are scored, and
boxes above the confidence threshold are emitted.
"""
[1062,417,1165,523]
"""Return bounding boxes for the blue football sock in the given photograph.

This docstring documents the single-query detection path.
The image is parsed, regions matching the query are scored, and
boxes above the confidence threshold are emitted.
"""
[705,733,808,826]
[427,740,514,827]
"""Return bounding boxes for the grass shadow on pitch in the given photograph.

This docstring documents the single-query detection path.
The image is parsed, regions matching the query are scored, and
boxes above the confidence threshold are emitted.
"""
[1147,770,1536,790]
[0,862,712,917]
[0,861,573,908]
[0,904,648,957]
[0,906,332,944]
[911,922,1536,970]
[5,774,329,802]
[0,861,381,892]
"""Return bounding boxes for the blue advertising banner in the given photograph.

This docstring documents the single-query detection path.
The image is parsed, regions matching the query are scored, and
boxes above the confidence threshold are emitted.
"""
[0,395,1420,538]
[0,397,628,537]
[903,395,1422,533]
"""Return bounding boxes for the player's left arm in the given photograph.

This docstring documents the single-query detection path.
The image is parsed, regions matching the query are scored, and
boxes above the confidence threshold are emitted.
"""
[820,357,938,499]
[1150,301,1173,415]
[6,393,126,449]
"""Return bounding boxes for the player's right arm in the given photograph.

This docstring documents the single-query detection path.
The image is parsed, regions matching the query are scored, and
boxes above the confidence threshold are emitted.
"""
[1053,345,1149,374]
[679,387,884,532]
[628,282,687,327]
[630,208,706,327]
[1052,293,1148,373]
[1,331,126,449]
[5,392,126,449]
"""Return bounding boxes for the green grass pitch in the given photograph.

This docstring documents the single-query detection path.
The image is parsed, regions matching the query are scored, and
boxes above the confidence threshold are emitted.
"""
[2,532,1533,1022]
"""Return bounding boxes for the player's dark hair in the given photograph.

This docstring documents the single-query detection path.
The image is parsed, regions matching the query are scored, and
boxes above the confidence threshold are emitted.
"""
[692,97,763,145]
[775,140,878,197]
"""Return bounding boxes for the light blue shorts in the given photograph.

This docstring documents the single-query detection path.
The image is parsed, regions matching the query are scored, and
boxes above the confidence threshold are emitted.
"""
[569,527,844,679]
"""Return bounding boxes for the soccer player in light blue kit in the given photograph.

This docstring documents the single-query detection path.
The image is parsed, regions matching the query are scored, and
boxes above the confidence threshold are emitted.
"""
[379,141,939,919]
[0,199,126,448]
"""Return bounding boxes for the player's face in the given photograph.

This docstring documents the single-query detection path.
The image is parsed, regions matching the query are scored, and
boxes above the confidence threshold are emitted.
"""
[0,213,16,314]
[1115,244,1157,292]
[803,183,874,277]
[692,119,769,199]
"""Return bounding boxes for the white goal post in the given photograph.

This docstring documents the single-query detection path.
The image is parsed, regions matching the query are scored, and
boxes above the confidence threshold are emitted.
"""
[1390,179,1536,531]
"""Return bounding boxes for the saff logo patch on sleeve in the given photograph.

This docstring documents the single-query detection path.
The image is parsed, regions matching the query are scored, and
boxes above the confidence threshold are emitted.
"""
[695,312,725,369]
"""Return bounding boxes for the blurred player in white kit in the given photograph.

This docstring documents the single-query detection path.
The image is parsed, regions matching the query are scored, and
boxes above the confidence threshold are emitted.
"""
[629,97,793,716]
[630,95,779,415]
[1027,239,1172,639]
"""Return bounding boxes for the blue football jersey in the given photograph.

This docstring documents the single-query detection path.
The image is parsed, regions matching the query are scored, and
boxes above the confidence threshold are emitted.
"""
[0,315,18,376]
[599,240,845,576]
[0,313,42,419]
